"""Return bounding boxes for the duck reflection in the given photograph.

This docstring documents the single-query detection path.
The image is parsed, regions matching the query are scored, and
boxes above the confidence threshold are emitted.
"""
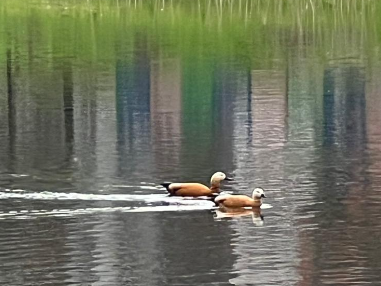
[214,207,264,226]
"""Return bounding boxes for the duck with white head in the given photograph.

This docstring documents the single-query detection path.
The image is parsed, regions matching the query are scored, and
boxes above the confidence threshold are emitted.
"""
[214,187,266,209]
[160,171,233,197]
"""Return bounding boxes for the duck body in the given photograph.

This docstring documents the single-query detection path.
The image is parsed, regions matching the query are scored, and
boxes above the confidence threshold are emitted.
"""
[214,187,266,209]
[215,194,262,208]
[161,182,214,197]
[161,172,232,197]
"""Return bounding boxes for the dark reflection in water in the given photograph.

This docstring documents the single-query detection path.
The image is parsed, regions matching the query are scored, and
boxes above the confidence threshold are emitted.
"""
[0,212,236,286]
[295,65,380,285]
[62,59,74,159]
[1,1,381,285]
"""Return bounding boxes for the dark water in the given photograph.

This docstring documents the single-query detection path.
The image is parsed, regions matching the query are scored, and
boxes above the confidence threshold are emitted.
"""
[1,1,381,285]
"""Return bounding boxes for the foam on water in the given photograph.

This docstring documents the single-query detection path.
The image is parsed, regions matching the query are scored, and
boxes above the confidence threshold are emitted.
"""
[260,203,272,209]
[0,203,217,220]
[0,189,272,219]
[0,189,201,203]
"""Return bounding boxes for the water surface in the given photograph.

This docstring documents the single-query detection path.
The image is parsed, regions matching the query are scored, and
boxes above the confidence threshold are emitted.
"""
[1,1,381,285]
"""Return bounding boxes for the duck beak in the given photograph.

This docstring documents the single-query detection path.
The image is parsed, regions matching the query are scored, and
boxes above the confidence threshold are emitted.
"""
[261,194,266,198]
[224,177,233,181]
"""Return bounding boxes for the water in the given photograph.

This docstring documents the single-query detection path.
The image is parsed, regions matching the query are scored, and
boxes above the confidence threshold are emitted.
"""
[1,0,381,285]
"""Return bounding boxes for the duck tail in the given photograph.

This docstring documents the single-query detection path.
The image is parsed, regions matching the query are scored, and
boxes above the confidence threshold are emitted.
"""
[160,183,173,194]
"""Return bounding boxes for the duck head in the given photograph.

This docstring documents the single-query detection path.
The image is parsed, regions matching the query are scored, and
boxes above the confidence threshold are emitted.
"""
[210,172,233,186]
[252,187,266,199]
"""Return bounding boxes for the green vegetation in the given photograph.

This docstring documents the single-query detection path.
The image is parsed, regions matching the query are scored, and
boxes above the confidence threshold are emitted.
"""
[0,0,379,70]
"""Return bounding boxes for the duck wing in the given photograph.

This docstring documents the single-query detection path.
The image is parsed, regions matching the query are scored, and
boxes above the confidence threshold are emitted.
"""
[161,183,212,197]
[216,194,255,208]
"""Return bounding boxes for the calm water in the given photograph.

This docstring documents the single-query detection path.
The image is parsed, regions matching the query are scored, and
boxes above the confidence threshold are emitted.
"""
[1,1,381,285]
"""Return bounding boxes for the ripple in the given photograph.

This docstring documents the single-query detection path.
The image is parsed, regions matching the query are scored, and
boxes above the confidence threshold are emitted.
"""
[0,189,205,203]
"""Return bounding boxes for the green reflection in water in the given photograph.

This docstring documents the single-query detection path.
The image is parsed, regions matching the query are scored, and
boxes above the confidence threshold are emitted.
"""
[0,0,380,176]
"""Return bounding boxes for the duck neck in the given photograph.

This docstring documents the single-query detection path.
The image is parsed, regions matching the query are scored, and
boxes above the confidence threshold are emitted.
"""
[210,180,221,192]
[251,198,262,207]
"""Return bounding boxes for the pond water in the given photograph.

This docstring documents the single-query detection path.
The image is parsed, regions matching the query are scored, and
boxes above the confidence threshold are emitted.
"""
[1,1,381,285]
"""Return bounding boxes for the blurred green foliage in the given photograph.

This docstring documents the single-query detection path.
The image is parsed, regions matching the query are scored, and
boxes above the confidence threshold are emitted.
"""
[0,0,379,69]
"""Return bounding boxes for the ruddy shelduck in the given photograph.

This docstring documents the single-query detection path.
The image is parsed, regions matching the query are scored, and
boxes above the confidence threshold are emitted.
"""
[161,172,233,197]
[214,187,266,208]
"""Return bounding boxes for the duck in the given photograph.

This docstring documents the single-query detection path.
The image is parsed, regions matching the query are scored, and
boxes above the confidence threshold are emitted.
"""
[214,187,266,209]
[160,172,233,197]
